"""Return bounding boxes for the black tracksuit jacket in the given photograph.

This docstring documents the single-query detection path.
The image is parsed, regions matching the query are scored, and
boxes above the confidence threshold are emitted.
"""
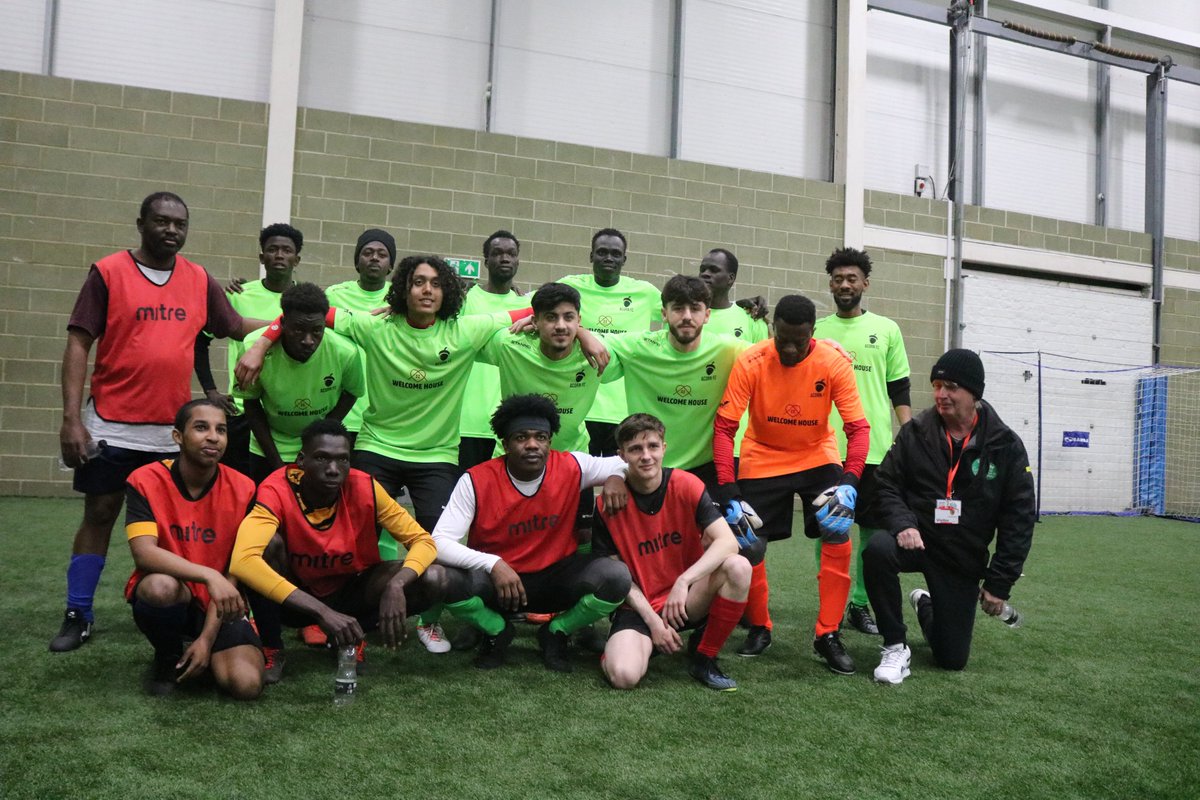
[873,399,1036,600]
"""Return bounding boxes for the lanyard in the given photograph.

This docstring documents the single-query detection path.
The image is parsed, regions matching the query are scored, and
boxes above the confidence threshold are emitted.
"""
[944,414,978,498]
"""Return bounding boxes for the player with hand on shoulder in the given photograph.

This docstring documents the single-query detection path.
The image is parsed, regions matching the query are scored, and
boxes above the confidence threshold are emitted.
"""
[594,414,751,691]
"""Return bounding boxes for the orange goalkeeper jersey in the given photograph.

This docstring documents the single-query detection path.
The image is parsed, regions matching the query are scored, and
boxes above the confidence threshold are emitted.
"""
[716,339,867,480]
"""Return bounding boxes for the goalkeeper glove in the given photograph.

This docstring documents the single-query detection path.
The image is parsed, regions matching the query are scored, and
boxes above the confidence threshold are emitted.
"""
[813,484,857,538]
[724,499,763,551]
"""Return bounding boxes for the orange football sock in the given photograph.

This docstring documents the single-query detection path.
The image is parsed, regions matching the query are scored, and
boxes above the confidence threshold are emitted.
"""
[815,540,852,636]
[745,560,773,630]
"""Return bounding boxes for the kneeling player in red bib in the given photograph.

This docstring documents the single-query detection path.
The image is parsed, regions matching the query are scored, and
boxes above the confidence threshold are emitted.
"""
[432,394,632,672]
[123,400,264,699]
[594,413,751,691]
[230,419,452,679]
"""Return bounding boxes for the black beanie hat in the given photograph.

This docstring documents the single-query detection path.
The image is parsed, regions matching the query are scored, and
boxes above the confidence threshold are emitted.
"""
[930,348,985,399]
[354,228,396,267]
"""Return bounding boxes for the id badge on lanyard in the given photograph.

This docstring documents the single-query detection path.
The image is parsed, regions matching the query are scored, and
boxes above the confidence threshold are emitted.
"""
[935,418,976,525]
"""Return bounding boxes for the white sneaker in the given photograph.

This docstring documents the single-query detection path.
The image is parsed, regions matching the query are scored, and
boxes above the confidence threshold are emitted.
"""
[873,643,911,684]
[909,588,930,613]
[416,623,452,654]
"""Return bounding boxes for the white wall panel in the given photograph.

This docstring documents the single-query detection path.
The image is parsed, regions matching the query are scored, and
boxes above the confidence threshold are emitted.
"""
[1107,67,1146,233]
[492,0,673,156]
[0,0,46,74]
[1164,81,1200,241]
[53,0,273,101]
[300,0,491,129]
[677,0,832,179]
[963,270,1153,513]
[983,39,1094,224]
[1104,0,1200,34]
[864,11,952,199]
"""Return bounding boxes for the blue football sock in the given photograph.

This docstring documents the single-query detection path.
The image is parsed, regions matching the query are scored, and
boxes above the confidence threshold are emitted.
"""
[66,554,106,623]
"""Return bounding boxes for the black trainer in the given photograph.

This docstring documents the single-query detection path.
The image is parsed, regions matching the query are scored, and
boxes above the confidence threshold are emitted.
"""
[688,654,738,692]
[813,631,856,675]
[537,623,573,673]
[145,653,180,697]
[450,625,481,651]
[687,621,708,658]
[574,622,608,654]
[847,603,881,636]
[737,625,772,657]
[473,621,515,670]
[49,609,93,652]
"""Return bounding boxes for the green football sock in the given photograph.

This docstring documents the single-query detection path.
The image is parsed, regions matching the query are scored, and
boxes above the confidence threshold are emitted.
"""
[445,596,505,636]
[851,528,875,607]
[575,540,592,555]
[417,603,443,628]
[549,593,622,636]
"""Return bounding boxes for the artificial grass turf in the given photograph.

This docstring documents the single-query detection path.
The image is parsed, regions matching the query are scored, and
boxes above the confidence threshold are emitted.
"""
[1,498,1196,800]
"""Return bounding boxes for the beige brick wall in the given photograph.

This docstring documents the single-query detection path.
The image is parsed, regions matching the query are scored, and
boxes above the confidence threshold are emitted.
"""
[3,68,1198,497]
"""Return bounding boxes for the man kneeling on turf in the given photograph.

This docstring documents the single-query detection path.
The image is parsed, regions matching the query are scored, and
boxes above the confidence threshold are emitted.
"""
[230,418,451,678]
[595,413,751,691]
[124,399,264,699]
[432,393,631,672]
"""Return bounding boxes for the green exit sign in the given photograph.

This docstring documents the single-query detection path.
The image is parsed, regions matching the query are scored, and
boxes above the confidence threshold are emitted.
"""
[447,257,481,279]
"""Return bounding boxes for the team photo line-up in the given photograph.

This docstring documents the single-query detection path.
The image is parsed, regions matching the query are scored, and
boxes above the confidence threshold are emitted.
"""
[52,189,1034,698]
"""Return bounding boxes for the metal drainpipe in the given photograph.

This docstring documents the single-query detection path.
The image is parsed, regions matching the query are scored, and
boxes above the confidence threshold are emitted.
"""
[947,1,971,349]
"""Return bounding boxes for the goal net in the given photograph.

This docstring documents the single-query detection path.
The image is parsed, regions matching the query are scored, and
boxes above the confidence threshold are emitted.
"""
[979,351,1200,519]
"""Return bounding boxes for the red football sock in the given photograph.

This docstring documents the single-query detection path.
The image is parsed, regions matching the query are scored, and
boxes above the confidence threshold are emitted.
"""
[745,560,773,630]
[697,595,748,658]
[815,540,852,636]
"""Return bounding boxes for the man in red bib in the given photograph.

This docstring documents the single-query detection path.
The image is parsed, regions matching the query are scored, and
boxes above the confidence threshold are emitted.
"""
[230,418,449,678]
[431,394,631,672]
[593,413,750,691]
[53,192,269,653]
[124,399,264,698]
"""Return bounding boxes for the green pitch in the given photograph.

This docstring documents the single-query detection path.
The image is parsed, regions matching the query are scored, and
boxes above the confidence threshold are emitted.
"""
[1,498,1196,800]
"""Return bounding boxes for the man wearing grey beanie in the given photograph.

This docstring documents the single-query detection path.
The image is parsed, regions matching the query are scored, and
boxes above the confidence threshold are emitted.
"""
[863,348,1035,684]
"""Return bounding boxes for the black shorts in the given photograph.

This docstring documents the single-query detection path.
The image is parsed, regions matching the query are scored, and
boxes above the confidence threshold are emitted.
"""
[127,582,261,654]
[739,463,842,541]
[683,461,722,496]
[350,450,460,531]
[74,442,176,495]
[458,436,497,471]
[219,412,253,478]
[279,568,382,629]
[609,606,706,638]
[855,464,883,529]
[506,552,627,613]
[586,421,618,457]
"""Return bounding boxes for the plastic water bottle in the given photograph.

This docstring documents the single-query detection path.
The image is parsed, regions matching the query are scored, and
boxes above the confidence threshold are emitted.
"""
[998,602,1023,629]
[333,645,357,706]
[57,440,104,471]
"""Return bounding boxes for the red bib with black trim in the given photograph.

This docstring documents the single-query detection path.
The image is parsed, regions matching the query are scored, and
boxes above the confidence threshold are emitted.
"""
[466,451,582,573]
[255,467,381,598]
[597,470,707,611]
[91,251,209,424]
[124,461,255,611]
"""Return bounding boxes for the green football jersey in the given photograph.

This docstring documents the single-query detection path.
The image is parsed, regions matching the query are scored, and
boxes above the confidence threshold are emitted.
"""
[702,306,768,457]
[478,329,602,453]
[705,305,769,343]
[225,280,288,413]
[559,273,660,424]
[605,330,748,469]
[458,285,530,438]
[324,280,390,433]
[232,328,365,459]
[333,309,511,463]
[814,310,911,465]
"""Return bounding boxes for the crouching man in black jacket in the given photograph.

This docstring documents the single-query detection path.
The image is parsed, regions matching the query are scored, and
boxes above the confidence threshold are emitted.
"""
[863,349,1034,684]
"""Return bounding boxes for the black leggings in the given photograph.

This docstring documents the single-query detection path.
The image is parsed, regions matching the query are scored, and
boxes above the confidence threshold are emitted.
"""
[862,531,980,670]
